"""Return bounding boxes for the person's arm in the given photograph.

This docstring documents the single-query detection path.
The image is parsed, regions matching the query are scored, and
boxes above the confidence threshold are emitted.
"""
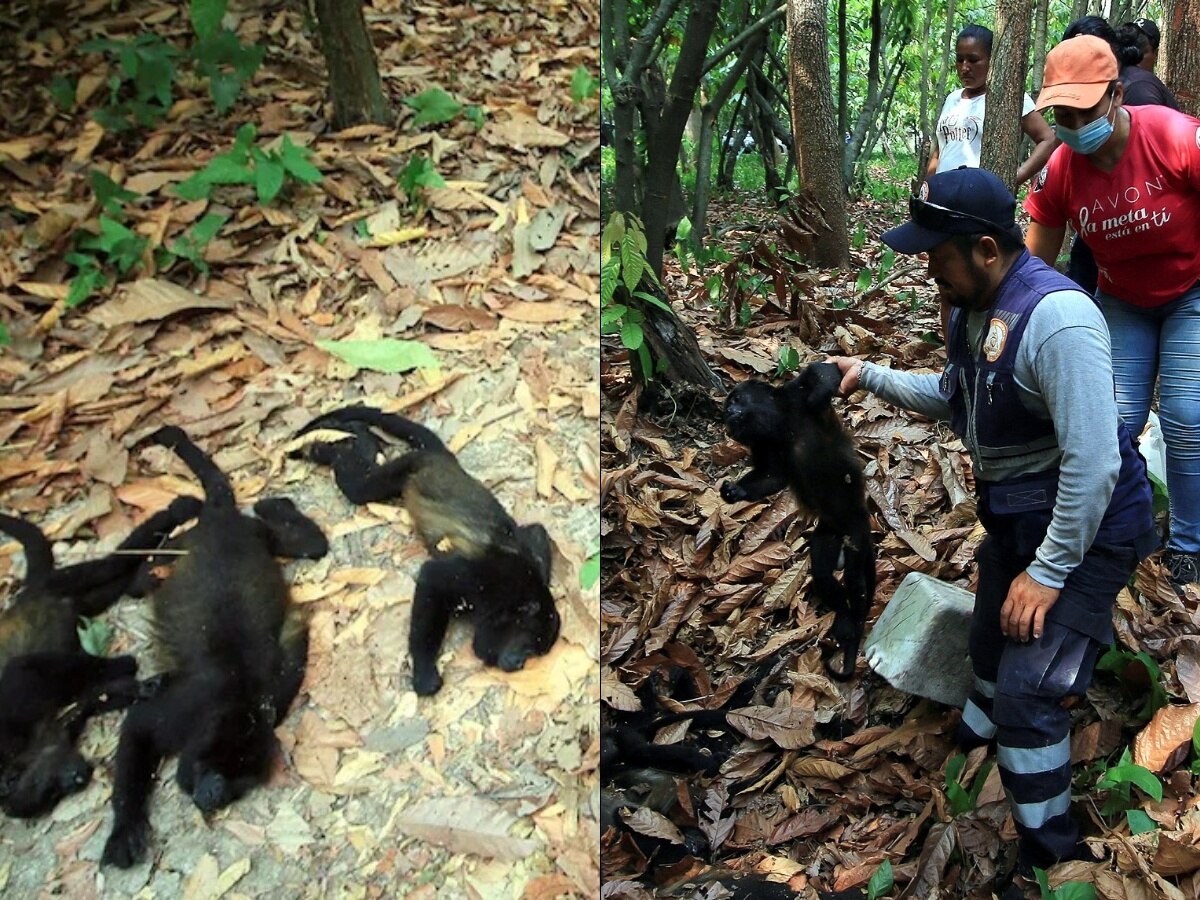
[830,357,950,420]
[1015,111,1057,185]
[926,143,940,178]
[1025,220,1066,267]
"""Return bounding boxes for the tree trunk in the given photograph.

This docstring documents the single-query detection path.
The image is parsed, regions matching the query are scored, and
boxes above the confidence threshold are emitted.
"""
[1031,0,1049,96]
[841,0,882,184]
[979,0,1033,190]
[312,0,390,129]
[919,0,932,138]
[934,0,957,106]
[837,0,848,139]
[1164,0,1200,116]
[787,0,850,267]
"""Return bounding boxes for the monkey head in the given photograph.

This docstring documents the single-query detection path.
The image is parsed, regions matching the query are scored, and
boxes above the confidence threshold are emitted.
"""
[0,734,93,818]
[180,700,277,814]
[722,381,782,446]
[472,567,560,674]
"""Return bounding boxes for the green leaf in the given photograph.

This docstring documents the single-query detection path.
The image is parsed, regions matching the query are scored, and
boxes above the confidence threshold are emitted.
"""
[464,105,485,129]
[190,0,227,40]
[90,169,140,217]
[1057,882,1097,900]
[866,859,893,899]
[65,266,107,308]
[208,70,243,114]
[620,320,644,351]
[50,75,76,110]
[254,157,286,204]
[77,617,112,656]
[856,267,873,292]
[580,553,600,590]
[1099,763,1162,801]
[1126,809,1157,835]
[404,88,462,127]
[232,122,258,158]
[0,322,10,346]
[600,304,627,327]
[631,290,672,315]
[316,338,440,374]
[570,66,598,104]
[279,136,323,184]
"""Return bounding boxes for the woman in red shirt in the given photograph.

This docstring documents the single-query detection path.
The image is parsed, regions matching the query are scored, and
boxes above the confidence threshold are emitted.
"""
[1025,35,1200,589]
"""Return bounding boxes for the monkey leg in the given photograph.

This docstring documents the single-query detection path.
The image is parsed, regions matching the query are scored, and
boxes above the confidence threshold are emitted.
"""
[409,558,460,696]
[516,523,553,584]
[808,531,860,681]
[252,498,329,560]
[720,470,788,503]
[270,612,310,726]
[0,652,137,730]
[296,406,447,454]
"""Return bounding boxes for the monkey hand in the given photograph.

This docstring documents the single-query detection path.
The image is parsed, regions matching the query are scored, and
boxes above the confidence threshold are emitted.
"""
[102,817,151,869]
[1000,571,1060,643]
[720,480,747,503]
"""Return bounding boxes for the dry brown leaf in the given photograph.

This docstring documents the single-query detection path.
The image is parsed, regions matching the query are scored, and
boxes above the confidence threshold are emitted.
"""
[726,705,816,750]
[767,808,837,844]
[497,299,588,323]
[620,807,685,845]
[421,305,498,332]
[480,115,570,150]
[396,796,538,861]
[88,278,236,327]
[790,758,855,780]
[601,666,641,711]
[1134,704,1200,773]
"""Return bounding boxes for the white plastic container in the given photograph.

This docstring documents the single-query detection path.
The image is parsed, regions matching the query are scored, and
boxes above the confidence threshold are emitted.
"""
[865,572,975,707]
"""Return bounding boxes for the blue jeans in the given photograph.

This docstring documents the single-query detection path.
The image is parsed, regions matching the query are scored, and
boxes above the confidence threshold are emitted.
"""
[1098,284,1200,554]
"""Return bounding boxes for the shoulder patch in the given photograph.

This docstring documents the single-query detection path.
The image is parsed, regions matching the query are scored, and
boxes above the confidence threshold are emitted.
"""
[1195,126,1200,150]
[918,180,930,201]
[983,318,1009,363]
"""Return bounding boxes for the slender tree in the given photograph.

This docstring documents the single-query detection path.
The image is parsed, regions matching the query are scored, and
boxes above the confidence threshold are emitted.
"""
[979,0,1033,189]
[786,0,850,267]
[312,0,390,128]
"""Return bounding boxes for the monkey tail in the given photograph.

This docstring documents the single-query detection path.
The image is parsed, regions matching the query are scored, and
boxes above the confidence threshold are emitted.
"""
[147,426,236,509]
[0,512,55,592]
[295,405,447,453]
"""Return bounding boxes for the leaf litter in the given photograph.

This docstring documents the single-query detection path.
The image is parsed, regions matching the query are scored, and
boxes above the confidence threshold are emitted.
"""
[0,0,599,897]
[600,189,1200,898]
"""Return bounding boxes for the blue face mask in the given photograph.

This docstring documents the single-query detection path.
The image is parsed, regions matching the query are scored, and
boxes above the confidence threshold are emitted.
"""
[1057,96,1115,154]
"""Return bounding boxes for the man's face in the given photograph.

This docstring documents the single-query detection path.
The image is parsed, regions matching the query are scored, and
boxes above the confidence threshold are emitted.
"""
[926,239,992,311]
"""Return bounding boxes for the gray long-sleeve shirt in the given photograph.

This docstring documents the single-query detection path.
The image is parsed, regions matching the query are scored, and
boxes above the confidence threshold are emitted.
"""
[859,288,1123,589]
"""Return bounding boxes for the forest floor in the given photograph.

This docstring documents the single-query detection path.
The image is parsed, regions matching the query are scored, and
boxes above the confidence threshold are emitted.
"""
[0,0,599,897]
[600,182,1200,899]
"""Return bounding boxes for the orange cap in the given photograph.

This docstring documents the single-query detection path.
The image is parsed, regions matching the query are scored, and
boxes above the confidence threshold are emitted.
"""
[1035,35,1118,110]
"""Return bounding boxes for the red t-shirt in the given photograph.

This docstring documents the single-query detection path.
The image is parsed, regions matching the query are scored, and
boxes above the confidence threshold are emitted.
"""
[1025,104,1200,307]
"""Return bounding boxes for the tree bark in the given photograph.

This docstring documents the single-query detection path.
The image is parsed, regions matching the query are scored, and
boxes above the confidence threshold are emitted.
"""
[837,0,848,139]
[1164,0,1200,116]
[919,0,933,138]
[787,0,850,267]
[312,0,390,129]
[1031,0,1049,96]
[979,0,1033,190]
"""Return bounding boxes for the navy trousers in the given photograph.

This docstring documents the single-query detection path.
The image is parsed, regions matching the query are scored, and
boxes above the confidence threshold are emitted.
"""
[958,534,1138,870]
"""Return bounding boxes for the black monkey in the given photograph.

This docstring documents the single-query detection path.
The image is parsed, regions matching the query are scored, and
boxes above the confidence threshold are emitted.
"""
[101,427,325,868]
[0,497,200,818]
[292,405,560,696]
[720,362,875,680]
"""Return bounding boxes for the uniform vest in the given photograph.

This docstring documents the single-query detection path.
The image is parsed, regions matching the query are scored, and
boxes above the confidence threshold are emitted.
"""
[941,251,1152,546]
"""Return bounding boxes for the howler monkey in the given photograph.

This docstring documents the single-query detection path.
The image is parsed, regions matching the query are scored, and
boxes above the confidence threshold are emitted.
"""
[101,427,326,869]
[720,362,875,681]
[0,497,199,818]
[292,405,560,696]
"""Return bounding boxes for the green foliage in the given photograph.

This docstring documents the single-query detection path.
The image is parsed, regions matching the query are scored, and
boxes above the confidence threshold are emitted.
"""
[464,105,486,129]
[1095,747,1162,817]
[404,88,462,128]
[1032,869,1096,900]
[50,75,76,110]
[571,67,599,105]
[0,322,11,347]
[866,859,893,899]
[944,753,993,816]
[316,338,440,374]
[1126,808,1158,835]
[581,540,601,590]
[65,209,149,308]
[82,33,182,131]
[81,1,261,132]
[399,154,447,212]
[166,212,229,273]
[776,346,800,377]
[77,617,113,656]
[1097,645,1168,722]
[1192,716,1200,775]
[90,169,140,219]
[176,124,322,205]
[602,213,669,382]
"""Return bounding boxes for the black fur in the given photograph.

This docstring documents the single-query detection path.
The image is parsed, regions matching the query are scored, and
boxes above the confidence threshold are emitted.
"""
[0,498,199,818]
[293,405,560,696]
[720,362,875,680]
[101,427,324,868]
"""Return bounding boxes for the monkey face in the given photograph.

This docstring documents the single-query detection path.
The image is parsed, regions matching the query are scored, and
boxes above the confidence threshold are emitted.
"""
[473,579,560,673]
[723,381,781,445]
[183,706,276,814]
[0,740,92,818]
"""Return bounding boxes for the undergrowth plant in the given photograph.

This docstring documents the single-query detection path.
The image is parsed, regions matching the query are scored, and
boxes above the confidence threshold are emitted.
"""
[601,213,672,382]
[174,122,322,205]
[1096,645,1168,722]
[944,753,993,816]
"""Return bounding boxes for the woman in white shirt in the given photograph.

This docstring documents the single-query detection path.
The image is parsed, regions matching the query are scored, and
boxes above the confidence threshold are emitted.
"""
[928,24,1056,186]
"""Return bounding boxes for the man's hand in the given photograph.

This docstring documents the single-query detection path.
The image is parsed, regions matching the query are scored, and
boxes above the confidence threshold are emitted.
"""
[827,356,864,396]
[1000,571,1060,642]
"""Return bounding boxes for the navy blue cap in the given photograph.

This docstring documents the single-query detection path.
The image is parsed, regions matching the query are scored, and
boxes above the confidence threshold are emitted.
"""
[883,167,1018,254]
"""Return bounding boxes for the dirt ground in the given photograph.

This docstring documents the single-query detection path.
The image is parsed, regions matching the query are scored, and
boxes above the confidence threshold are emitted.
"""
[0,0,600,896]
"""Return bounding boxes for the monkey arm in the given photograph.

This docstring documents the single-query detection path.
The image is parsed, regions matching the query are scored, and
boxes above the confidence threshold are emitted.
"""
[720,468,789,502]
[409,558,460,696]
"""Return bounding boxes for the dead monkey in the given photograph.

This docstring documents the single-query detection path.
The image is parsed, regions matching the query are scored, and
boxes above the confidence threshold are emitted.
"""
[292,405,560,696]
